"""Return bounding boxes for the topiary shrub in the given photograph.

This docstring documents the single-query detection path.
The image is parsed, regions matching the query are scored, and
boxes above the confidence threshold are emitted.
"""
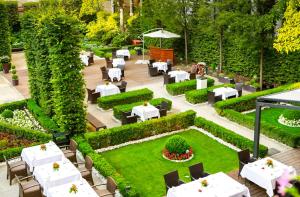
[1,109,13,118]
[279,109,300,127]
[163,135,193,161]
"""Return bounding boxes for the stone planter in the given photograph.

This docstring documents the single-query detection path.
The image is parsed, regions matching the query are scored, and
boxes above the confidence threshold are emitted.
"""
[196,76,207,90]
[2,63,10,74]
[243,84,258,92]
[218,76,235,84]
[12,79,19,86]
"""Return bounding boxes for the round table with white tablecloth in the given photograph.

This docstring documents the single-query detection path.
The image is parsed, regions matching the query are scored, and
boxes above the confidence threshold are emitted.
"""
[168,70,190,82]
[152,62,168,72]
[112,58,126,70]
[131,104,160,121]
[95,83,120,97]
[213,87,238,100]
[116,49,130,59]
[108,68,122,82]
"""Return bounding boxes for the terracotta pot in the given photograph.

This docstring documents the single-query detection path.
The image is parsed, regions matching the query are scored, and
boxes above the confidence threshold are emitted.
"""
[12,79,19,86]
[3,63,10,74]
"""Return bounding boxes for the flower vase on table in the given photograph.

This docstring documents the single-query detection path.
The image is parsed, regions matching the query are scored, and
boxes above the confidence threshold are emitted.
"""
[40,144,47,151]
[53,162,60,171]
[69,184,78,194]
[266,159,274,168]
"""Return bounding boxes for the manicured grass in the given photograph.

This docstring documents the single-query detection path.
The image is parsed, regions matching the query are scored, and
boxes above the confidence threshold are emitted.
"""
[247,108,300,134]
[101,129,238,197]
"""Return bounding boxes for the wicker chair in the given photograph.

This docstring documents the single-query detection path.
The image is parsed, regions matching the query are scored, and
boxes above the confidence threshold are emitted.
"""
[117,81,127,93]
[15,175,42,197]
[74,156,94,185]
[106,60,113,68]
[238,149,256,177]
[189,73,196,80]
[148,66,159,77]
[235,82,243,97]
[60,139,77,163]
[112,50,117,59]
[149,59,155,65]
[121,113,138,125]
[5,156,27,185]
[87,88,101,104]
[52,131,70,147]
[101,67,109,80]
[92,177,117,197]
[159,108,167,117]
[163,171,184,193]
[207,91,222,104]
[163,73,175,85]
[188,163,210,181]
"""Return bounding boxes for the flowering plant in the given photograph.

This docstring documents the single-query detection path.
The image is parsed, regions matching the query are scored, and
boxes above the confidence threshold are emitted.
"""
[201,180,208,187]
[163,147,193,161]
[53,162,60,171]
[69,184,78,194]
[40,144,47,151]
[266,159,274,168]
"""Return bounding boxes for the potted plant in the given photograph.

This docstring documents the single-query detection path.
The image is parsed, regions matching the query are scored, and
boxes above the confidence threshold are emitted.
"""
[12,74,18,86]
[0,56,11,74]
[134,46,142,56]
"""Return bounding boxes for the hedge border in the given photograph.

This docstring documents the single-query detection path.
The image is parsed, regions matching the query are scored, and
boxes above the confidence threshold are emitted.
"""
[194,116,268,157]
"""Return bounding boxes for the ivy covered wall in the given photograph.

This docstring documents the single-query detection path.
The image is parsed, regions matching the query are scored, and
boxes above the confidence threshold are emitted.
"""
[0,1,11,57]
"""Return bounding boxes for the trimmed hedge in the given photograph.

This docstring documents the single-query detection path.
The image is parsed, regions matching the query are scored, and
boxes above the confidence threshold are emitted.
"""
[166,78,215,96]
[85,110,196,149]
[26,99,59,132]
[73,136,139,197]
[98,88,153,110]
[0,100,26,113]
[194,116,268,157]
[222,109,300,147]
[214,83,300,113]
[113,98,172,120]
[185,84,234,104]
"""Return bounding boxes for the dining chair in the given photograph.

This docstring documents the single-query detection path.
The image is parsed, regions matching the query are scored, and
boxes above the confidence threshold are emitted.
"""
[148,66,159,76]
[60,139,77,163]
[189,73,196,80]
[5,156,27,185]
[163,73,175,85]
[101,66,109,80]
[74,155,94,185]
[237,149,256,177]
[87,88,101,104]
[122,114,138,125]
[188,163,210,181]
[163,170,184,193]
[52,131,71,147]
[15,175,42,197]
[92,177,117,197]
[235,82,243,97]
[117,81,127,93]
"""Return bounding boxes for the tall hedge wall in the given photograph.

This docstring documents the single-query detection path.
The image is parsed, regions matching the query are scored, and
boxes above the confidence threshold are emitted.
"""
[5,1,19,32]
[0,1,11,57]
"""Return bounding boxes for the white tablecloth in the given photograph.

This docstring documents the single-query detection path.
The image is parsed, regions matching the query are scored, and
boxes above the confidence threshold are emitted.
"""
[21,141,64,172]
[213,87,238,100]
[47,179,98,197]
[80,54,89,66]
[112,58,126,68]
[116,49,130,58]
[241,157,296,197]
[95,83,120,97]
[131,104,160,121]
[108,68,122,81]
[34,158,81,195]
[153,62,168,72]
[167,172,250,197]
[168,71,190,82]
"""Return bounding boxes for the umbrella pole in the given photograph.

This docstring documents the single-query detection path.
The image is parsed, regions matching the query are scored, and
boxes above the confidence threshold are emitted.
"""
[143,34,145,61]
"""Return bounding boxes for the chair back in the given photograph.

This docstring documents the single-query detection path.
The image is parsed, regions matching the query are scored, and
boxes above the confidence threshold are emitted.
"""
[163,73,170,85]
[160,101,168,110]
[85,155,93,170]
[167,64,172,72]
[238,149,250,164]
[4,155,8,167]
[69,139,78,152]
[164,170,180,188]
[190,73,196,80]
[15,175,24,196]
[189,163,204,180]
[235,82,243,91]
[53,131,70,146]
[149,66,158,76]
[121,81,127,88]
[107,177,117,193]
[149,59,155,65]
[101,66,107,72]
[159,109,167,117]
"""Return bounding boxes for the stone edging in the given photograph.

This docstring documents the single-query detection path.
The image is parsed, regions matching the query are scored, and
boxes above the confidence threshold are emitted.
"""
[162,153,194,163]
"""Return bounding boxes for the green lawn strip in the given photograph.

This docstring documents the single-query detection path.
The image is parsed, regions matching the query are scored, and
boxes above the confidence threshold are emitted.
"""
[101,129,238,197]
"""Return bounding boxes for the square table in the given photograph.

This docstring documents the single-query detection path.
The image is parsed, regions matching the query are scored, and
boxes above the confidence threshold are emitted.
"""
[116,49,130,59]
[46,178,98,197]
[153,62,168,72]
[33,158,81,195]
[21,141,64,172]
[167,172,250,197]
[112,58,126,69]
[95,83,120,97]
[168,71,190,83]
[108,68,122,82]
[213,87,238,100]
[131,104,160,121]
[241,157,296,196]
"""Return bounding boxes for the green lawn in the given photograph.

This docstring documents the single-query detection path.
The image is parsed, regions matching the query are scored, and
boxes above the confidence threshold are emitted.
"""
[247,108,300,134]
[101,129,238,197]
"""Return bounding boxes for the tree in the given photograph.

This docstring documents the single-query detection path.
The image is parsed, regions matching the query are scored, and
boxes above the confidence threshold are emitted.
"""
[274,0,300,53]
[80,0,104,23]
[0,1,11,57]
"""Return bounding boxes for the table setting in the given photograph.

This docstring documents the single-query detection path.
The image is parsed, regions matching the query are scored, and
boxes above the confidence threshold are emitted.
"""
[95,82,120,97]
[108,67,122,81]
[131,103,160,121]
[168,70,190,82]
[213,87,238,100]
[112,58,126,69]
[116,49,130,59]
[153,62,168,72]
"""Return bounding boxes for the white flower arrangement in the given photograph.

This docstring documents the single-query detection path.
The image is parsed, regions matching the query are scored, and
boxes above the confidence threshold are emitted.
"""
[0,109,45,131]
[278,114,300,127]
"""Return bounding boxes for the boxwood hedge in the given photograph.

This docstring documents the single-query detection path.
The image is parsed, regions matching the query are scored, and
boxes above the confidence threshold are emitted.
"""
[166,78,215,96]
[194,116,268,157]
[98,88,153,110]
[185,84,234,104]
[85,110,196,149]
[113,98,172,120]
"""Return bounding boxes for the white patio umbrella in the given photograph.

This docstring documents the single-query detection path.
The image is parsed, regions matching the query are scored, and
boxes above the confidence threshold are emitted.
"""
[140,28,180,62]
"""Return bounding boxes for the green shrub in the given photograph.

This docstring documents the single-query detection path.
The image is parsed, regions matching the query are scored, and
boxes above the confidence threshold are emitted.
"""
[85,110,196,149]
[26,99,59,132]
[0,100,26,113]
[23,2,39,11]
[0,139,8,148]
[12,74,18,80]
[113,98,172,120]
[12,68,16,75]
[194,116,268,157]
[0,2,11,58]
[185,84,234,104]
[1,109,13,118]
[282,109,300,121]
[166,78,215,96]
[165,135,190,154]
[98,88,153,110]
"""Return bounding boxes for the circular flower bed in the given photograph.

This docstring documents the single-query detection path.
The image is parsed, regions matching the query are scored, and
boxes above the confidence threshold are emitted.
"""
[278,109,300,127]
[162,135,193,162]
